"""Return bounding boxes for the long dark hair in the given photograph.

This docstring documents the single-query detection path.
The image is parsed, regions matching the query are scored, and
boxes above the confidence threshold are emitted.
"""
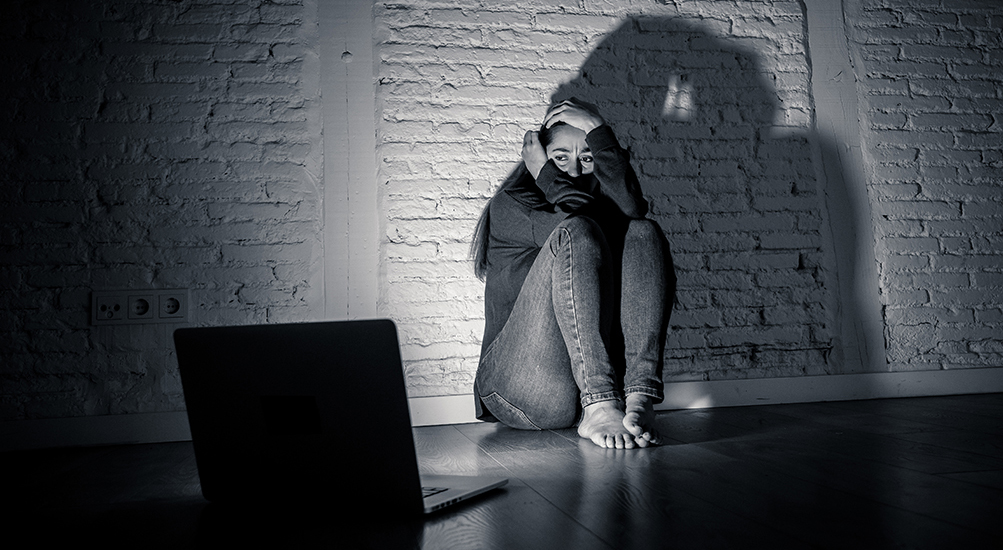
[469,122,567,280]
[469,163,530,280]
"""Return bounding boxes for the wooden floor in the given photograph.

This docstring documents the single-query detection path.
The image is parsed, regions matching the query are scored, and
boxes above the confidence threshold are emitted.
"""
[6,393,1003,549]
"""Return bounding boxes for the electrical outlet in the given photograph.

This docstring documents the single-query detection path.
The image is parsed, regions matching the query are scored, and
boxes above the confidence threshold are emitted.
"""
[128,294,156,321]
[92,289,191,325]
[158,290,188,321]
[93,293,126,323]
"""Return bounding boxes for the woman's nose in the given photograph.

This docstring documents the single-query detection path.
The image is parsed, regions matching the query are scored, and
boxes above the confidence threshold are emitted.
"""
[567,160,580,177]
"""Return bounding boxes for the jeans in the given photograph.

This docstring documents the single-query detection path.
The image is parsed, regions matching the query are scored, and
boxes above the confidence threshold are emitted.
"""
[476,216,673,430]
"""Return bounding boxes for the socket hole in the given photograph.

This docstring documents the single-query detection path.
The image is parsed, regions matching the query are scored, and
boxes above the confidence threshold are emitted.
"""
[163,297,181,315]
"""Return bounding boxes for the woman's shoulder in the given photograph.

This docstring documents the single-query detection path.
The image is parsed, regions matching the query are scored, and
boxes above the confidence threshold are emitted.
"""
[498,176,550,211]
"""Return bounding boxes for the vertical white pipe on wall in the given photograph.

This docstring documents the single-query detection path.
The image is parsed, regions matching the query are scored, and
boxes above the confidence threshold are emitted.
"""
[804,0,887,372]
[320,0,379,319]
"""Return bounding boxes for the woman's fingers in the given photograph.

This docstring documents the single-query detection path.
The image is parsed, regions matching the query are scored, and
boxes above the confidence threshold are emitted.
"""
[543,99,603,131]
[522,130,547,179]
[523,130,542,153]
[543,103,570,128]
[522,130,541,156]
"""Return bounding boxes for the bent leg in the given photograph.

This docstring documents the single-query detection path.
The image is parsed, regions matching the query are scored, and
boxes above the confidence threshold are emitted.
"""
[476,217,610,430]
[476,256,580,430]
[476,217,635,449]
[619,219,675,446]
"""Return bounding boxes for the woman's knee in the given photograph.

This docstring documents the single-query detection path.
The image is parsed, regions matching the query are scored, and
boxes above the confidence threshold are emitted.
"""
[550,216,606,256]
[625,218,664,246]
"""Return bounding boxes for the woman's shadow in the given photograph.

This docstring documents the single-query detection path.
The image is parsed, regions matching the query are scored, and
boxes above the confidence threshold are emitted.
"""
[551,15,861,378]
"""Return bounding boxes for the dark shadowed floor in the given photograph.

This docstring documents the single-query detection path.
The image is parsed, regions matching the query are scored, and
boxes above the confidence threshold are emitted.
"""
[6,393,1002,549]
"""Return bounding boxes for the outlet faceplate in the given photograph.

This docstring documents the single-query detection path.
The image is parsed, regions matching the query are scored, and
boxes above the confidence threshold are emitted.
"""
[128,294,156,321]
[92,289,191,325]
[94,294,126,322]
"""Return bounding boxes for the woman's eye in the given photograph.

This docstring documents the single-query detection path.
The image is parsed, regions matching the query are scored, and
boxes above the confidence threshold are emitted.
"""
[580,156,593,164]
[553,155,569,163]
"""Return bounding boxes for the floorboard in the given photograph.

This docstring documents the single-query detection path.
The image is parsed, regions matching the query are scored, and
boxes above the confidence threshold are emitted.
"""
[4,394,1001,549]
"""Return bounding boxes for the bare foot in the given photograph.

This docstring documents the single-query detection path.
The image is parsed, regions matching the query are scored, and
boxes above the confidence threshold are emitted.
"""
[623,394,662,448]
[578,401,636,449]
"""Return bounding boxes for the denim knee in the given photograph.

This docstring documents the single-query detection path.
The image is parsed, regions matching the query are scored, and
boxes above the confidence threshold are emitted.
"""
[624,218,663,246]
[550,216,606,258]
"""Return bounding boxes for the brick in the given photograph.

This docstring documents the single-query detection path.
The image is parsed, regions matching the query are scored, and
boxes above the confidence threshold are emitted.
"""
[906,272,971,288]
[706,326,806,347]
[901,44,983,61]
[886,253,930,270]
[911,113,994,130]
[154,61,229,80]
[702,214,794,233]
[926,219,1002,236]
[760,233,821,250]
[871,163,922,182]
[867,95,950,112]
[221,242,314,264]
[874,219,924,237]
[927,288,1002,307]
[882,236,941,254]
[869,128,954,148]
[755,270,817,288]
[910,78,998,98]
[931,250,989,271]
[869,112,908,128]
[974,272,1003,287]
[871,200,960,220]
[963,202,1003,218]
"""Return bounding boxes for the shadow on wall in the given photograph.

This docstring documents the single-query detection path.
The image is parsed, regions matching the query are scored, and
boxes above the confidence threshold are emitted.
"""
[551,16,869,378]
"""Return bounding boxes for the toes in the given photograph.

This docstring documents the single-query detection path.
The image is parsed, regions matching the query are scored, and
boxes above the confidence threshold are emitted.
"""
[635,430,662,447]
[593,433,638,449]
[622,414,643,437]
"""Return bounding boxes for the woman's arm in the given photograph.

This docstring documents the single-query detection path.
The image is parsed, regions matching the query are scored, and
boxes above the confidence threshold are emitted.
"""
[585,125,648,218]
[535,161,594,212]
[546,100,647,218]
[522,127,594,213]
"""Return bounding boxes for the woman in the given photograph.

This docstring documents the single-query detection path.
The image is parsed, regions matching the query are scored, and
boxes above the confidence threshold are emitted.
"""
[471,99,674,449]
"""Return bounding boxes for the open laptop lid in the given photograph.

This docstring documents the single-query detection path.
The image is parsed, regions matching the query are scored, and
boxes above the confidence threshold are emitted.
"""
[174,319,425,516]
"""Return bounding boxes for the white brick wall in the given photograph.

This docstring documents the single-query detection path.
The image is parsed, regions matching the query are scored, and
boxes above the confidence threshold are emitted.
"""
[850,0,1003,371]
[0,0,323,419]
[375,0,839,396]
[3,0,999,423]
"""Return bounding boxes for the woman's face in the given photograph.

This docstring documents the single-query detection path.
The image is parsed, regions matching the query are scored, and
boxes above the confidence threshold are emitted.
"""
[545,124,594,177]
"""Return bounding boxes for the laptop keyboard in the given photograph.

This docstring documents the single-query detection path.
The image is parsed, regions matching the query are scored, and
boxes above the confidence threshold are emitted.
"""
[422,486,448,498]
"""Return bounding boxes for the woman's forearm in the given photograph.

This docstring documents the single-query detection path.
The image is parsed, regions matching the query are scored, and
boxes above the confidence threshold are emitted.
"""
[586,126,648,218]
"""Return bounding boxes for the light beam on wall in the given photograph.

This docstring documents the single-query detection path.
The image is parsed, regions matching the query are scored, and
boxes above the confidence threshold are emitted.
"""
[662,73,694,121]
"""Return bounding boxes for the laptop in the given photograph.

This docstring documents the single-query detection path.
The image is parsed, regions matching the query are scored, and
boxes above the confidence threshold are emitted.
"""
[173,318,507,516]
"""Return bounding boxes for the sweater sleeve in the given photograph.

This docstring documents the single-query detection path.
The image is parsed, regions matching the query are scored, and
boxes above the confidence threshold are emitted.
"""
[533,161,593,212]
[585,125,648,219]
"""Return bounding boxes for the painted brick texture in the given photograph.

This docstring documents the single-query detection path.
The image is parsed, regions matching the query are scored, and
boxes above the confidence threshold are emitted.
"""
[849,0,1003,371]
[375,0,840,396]
[3,0,999,424]
[0,0,323,420]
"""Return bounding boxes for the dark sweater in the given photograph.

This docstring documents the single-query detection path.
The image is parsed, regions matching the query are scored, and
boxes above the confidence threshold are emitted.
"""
[476,125,647,420]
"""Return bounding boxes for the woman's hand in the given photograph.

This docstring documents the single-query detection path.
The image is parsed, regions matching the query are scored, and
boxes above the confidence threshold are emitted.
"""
[543,99,605,134]
[522,130,548,179]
